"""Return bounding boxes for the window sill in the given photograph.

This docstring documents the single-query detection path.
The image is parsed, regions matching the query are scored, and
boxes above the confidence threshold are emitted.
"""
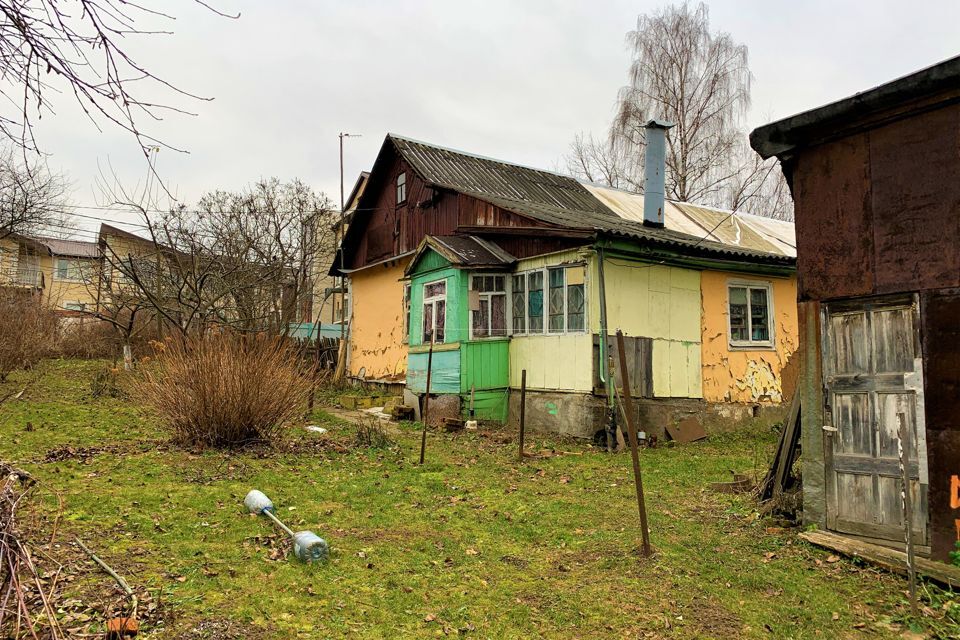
[409,342,460,354]
[728,342,777,352]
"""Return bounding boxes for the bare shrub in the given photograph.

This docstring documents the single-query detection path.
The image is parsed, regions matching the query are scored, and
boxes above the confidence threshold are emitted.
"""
[354,415,394,449]
[0,291,58,381]
[137,333,311,448]
[56,320,117,360]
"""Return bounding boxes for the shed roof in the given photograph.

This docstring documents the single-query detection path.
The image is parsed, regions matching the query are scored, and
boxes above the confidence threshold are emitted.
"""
[405,235,515,276]
[751,54,960,159]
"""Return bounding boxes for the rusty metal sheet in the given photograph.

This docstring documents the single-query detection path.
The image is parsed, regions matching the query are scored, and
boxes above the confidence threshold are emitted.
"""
[666,416,707,443]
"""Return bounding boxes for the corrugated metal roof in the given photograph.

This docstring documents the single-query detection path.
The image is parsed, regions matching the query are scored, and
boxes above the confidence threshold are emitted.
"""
[389,134,795,265]
[30,236,100,258]
[583,185,795,258]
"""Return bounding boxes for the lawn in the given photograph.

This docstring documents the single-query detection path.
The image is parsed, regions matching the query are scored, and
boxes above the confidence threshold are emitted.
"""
[0,359,953,639]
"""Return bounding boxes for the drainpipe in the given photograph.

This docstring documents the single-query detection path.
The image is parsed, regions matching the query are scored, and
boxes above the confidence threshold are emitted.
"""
[596,247,616,452]
[643,119,675,228]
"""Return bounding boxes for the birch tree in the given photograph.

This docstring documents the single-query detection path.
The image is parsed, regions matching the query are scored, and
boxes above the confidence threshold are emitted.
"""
[566,2,793,220]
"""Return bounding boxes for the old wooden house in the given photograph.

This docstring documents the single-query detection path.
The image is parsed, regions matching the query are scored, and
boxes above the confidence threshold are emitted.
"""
[336,133,799,437]
[751,56,960,563]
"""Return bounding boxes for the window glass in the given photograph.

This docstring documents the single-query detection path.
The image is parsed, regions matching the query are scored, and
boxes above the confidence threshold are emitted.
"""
[511,275,525,334]
[750,288,770,341]
[471,274,507,338]
[729,286,749,342]
[422,303,433,343]
[473,298,489,338]
[528,271,543,333]
[435,300,445,342]
[548,268,564,332]
[567,283,585,332]
[490,293,506,336]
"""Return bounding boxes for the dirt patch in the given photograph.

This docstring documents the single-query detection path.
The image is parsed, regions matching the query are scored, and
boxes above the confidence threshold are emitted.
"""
[677,596,744,639]
[38,440,164,464]
[174,618,269,639]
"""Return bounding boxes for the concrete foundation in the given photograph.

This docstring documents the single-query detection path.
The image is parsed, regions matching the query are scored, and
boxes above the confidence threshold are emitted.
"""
[507,389,788,441]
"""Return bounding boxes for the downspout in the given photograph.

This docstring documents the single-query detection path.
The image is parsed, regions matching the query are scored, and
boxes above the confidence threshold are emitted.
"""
[596,246,616,452]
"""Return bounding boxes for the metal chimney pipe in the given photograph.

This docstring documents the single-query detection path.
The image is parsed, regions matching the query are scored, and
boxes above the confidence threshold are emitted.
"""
[643,119,675,228]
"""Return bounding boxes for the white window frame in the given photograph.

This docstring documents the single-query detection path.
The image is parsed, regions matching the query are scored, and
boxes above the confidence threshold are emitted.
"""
[727,280,775,349]
[469,273,508,340]
[63,301,86,312]
[422,278,447,344]
[510,265,587,336]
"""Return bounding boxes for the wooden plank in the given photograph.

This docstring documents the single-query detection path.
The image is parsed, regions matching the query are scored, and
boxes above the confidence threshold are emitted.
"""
[799,530,960,589]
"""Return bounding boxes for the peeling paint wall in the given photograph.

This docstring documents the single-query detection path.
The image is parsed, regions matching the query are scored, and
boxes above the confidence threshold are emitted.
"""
[590,256,703,398]
[348,258,409,380]
[700,270,798,404]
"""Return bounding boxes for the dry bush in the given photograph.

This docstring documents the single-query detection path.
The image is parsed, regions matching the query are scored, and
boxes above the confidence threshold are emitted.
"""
[354,415,394,449]
[136,333,311,448]
[55,319,117,359]
[0,291,58,381]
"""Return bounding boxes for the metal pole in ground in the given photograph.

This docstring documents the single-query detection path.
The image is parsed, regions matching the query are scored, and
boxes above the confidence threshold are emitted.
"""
[419,335,434,465]
[897,412,919,618]
[615,330,652,558]
[518,369,527,460]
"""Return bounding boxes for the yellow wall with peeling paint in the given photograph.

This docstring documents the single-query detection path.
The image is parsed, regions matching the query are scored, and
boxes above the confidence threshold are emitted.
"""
[348,258,409,380]
[700,270,798,403]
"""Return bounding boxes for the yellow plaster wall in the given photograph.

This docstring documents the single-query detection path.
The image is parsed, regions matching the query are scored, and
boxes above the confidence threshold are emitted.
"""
[589,256,703,398]
[43,257,99,310]
[700,270,799,404]
[348,258,410,380]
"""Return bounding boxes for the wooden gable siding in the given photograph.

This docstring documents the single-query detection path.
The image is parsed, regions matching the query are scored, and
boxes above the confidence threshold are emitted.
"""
[792,101,960,301]
[349,150,577,270]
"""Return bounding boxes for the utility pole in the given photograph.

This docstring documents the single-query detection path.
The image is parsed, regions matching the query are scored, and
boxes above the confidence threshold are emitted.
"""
[337,132,361,341]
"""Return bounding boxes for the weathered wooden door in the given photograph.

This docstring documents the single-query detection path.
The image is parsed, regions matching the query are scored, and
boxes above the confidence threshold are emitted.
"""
[823,295,928,545]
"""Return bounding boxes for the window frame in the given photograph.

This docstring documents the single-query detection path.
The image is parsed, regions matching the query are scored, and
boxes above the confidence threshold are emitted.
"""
[726,280,775,349]
[396,172,407,206]
[402,283,411,344]
[421,278,447,344]
[469,273,508,340]
[510,264,587,337]
[56,258,83,282]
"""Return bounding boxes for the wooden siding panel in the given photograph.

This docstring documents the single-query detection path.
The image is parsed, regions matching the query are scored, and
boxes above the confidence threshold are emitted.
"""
[461,339,510,392]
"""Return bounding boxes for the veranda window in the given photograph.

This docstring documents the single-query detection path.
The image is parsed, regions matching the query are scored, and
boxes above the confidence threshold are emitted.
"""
[512,265,585,335]
[422,279,446,343]
[471,275,506,338]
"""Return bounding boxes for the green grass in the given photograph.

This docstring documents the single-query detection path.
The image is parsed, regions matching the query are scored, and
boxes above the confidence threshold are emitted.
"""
[0,359,954,638]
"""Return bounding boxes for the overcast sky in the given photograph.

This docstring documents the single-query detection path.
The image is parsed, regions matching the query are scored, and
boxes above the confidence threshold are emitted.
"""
[24,0,960,238]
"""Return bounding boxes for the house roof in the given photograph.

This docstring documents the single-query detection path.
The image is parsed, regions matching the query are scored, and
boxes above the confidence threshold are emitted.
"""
[583,184,796,258]
[751,54,960,159]
[37,237,100,258]
[405,235,515,276]
[335,134,797,275]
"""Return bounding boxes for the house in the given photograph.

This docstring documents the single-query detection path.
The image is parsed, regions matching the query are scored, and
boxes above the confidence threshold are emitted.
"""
[337,132,799,437]
[751,56,960,563]
[0,234,100,314]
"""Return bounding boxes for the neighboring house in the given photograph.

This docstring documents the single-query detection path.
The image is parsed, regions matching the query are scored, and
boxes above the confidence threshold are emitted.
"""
[751,56,960,564]
[336,133,799,437]
[313,171,368,326]
[0,233,100,314]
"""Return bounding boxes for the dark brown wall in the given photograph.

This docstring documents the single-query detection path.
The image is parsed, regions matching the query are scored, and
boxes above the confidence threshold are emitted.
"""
[921,288,960,562]
[790,98,960,561]
[792,102,960,302]
[346,149,573,270]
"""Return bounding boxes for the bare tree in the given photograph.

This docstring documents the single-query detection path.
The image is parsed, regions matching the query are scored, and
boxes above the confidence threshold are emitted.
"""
[0,148,67,238]
[94,177,336,342]
[0,1,234,155]
[565,2,793,219]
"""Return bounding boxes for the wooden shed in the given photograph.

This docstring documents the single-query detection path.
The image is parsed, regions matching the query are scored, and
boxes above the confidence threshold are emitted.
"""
[751,56,960,563]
